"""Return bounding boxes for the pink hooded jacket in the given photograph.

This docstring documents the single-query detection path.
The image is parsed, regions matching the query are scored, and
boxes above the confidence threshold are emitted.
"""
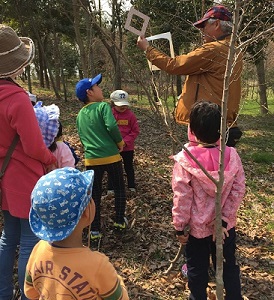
[172,142,245,239]
[0,80,56,218]
[53,141,75,168]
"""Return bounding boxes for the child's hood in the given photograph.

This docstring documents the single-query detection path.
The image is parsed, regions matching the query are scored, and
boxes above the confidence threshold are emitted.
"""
[173,146,240,198]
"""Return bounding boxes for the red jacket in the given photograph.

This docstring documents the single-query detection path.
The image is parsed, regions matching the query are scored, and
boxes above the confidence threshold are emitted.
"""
[0,80,56,218]
[112,107,139,151]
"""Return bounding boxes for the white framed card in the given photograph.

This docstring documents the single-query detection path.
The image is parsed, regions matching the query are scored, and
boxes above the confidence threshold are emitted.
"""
[146,32,175,71]
[124,7,150,36]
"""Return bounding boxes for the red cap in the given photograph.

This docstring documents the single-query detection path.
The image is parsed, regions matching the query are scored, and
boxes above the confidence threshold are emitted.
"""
[193,5,232,28]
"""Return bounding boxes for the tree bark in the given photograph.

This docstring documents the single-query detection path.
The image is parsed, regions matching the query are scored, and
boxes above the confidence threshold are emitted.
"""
[255,56,269,114]
[215,2,242,299]
[73,0,89,77]
[37,40,45,88]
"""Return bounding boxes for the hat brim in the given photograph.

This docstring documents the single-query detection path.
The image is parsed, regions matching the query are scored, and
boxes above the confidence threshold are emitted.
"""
[91,73,102,86]
[114,101,130,106]
[29,209,77,242]
[29,169,95,242]
[0,37,35,78]
[193,17,210,28]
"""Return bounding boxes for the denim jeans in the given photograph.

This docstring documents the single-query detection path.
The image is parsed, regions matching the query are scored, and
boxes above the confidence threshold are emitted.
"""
[0,211,39,300]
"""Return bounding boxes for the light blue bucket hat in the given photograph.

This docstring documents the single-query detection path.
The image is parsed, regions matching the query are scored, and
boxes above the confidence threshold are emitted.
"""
[30,167,94,242]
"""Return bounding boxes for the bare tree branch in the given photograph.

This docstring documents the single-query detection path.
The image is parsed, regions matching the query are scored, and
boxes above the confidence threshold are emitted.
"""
[238,26,274,51]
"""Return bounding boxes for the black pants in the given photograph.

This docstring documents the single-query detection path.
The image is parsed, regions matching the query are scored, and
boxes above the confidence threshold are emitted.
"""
[185,228,243,300]
[86,161,126,231]
[108,150,136,189]
[226,127,242,147]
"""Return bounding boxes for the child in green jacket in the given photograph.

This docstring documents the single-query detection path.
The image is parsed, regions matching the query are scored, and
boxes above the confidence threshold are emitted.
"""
[76,74,127,241]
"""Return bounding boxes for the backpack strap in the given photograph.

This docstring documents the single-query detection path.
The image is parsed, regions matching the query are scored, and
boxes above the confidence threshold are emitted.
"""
[0,134,19,178]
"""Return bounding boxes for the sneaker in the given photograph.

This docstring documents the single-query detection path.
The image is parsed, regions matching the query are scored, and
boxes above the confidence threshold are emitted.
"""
[181,263,188,278]
[90,231,102,240]
[129,188,136,193]
[114,217,128,231]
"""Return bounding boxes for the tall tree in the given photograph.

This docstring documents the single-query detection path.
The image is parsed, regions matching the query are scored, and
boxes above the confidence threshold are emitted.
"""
[238,0,274,114]
[0,0,77,97]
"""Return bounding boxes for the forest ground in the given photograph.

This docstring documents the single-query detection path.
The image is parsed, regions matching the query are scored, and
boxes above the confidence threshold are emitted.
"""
[1,95,273,300]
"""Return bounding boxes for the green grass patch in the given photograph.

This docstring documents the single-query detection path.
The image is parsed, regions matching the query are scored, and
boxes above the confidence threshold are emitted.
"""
[266,221,274,233]
[240,95,274,116]
[250,152,274,163]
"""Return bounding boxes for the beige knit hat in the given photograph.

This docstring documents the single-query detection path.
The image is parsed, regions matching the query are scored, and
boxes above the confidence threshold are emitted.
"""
[0,24,35,78]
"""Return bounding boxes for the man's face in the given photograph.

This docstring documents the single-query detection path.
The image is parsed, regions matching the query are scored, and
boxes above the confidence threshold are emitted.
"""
[201,19,219,43]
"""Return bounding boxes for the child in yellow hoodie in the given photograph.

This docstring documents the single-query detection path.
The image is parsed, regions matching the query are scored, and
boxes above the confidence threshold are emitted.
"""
[24,167,129,300]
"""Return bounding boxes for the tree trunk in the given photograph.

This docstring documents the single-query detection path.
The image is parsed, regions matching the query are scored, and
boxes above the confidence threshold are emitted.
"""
[38,42,45,88]
[113,55,122,89]
[215,2,242,299]
[255,56,269,114]
[61,65,67,101]
[111,0,122,89]
[31,20,61,99]
[73,0,89,77]
[26,66,32,93]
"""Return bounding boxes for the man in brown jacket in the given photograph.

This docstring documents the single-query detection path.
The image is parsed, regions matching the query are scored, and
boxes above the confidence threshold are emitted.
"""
[137,5,243,147]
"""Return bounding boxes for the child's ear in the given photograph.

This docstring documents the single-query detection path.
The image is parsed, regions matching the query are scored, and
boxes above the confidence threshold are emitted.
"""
[83,206,89,218]
[89,199,96,222]
[86,89,94,97]
[81,205,91,227]
[83,199,95,222]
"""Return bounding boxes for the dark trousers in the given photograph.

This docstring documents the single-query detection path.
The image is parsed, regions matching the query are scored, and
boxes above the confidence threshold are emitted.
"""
[185,228,243,300]
[227,127,242,147]
[108,150,136,189]
[86,161,126,231]
[121,150,135,188]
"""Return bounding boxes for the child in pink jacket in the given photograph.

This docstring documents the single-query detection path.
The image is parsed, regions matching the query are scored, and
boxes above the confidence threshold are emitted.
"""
[172,101,245,300]
[34,101,75,168]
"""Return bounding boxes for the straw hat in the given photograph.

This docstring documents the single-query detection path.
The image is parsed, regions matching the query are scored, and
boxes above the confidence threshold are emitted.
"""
[0,24,35,78]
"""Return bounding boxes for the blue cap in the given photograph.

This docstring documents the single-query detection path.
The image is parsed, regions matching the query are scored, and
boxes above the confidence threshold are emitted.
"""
[30,167,94,242]
[75,74,102,101]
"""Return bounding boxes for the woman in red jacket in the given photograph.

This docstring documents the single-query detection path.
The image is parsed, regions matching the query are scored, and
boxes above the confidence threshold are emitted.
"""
[0,24,56,300]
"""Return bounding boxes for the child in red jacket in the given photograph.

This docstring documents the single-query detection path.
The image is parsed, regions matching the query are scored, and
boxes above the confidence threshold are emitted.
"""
[108,90,140,194]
